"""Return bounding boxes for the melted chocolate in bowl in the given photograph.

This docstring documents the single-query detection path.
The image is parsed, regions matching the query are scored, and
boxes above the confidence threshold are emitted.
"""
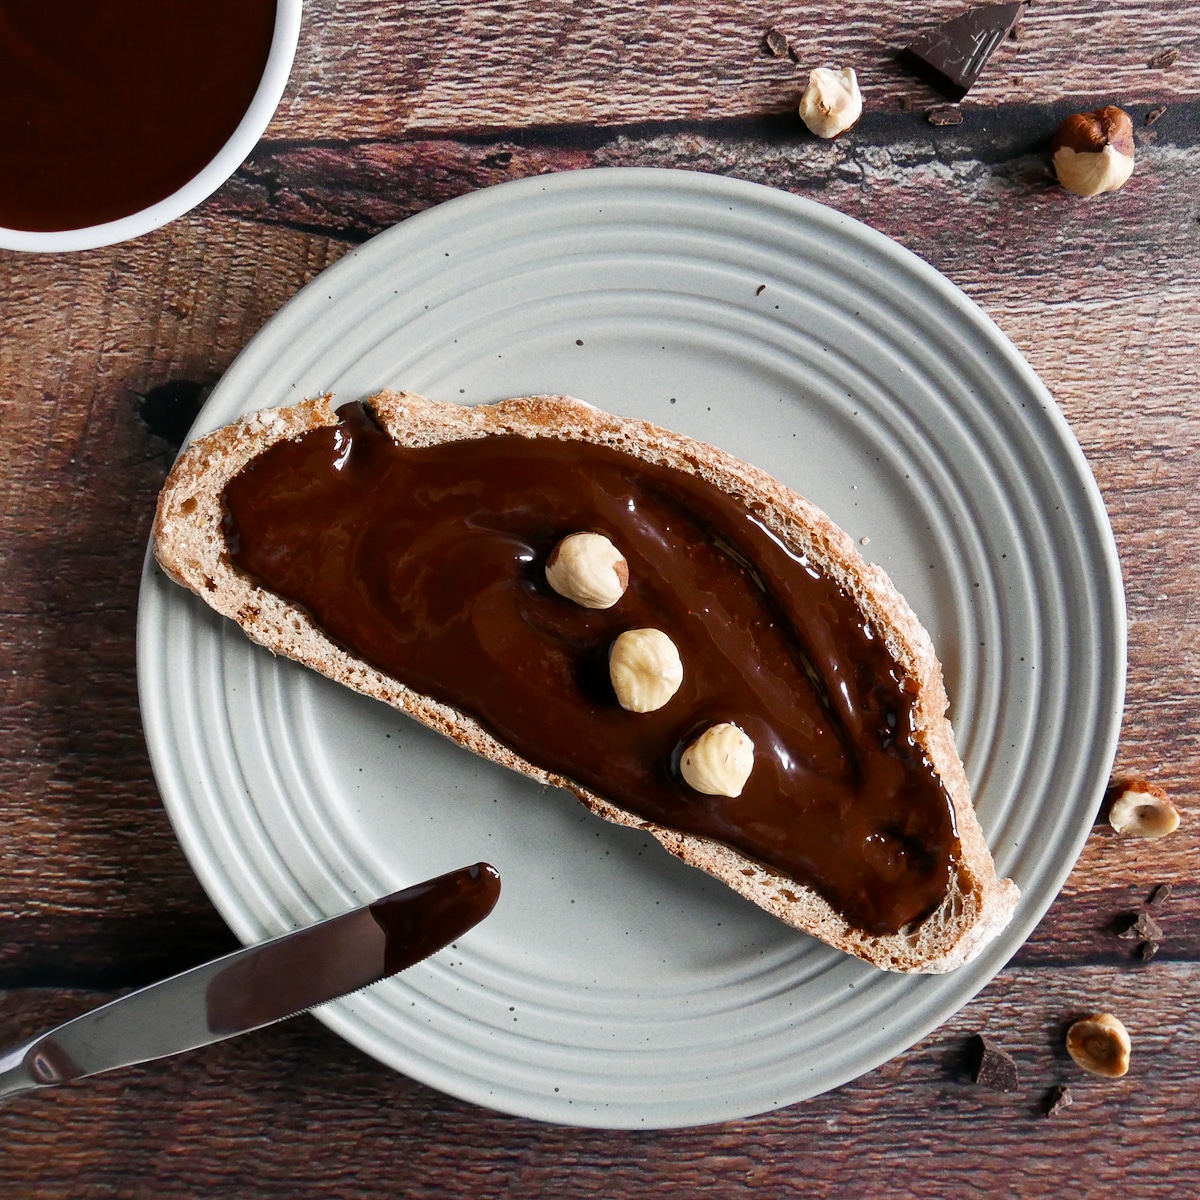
[0,0,276,232]
[222,403,960,936]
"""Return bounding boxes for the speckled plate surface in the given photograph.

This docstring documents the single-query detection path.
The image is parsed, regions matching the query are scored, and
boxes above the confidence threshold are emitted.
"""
[137,168,1125,1129]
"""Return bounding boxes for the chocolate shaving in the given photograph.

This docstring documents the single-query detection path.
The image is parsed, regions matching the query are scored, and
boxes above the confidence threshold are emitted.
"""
[973,1035,1019,1093]
[1135,912,1164,941]
[1139,940,1161,962]
[764,28,790,59]
[1117,911,1163,941]
[898,2,1027,100]
[1149,882,1173,908]
[755,284,766,296]
[927,105,964,127]
[1145,106,1168,126]
[1046,1085,1073,1117]
[1148,48,1179,69]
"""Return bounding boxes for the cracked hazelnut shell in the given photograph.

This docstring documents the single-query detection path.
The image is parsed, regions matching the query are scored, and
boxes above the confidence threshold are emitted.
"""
[1051,107,1135,197]
[1108,778,1180,838]
[799,67,863,139]
[1066,1012,1131,1078]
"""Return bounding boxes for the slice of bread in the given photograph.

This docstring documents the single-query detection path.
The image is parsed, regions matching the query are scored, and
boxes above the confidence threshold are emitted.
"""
[154,391,1019,972]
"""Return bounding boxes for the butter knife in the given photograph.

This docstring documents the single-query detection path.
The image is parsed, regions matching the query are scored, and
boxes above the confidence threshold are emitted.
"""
[0,862,500,1100]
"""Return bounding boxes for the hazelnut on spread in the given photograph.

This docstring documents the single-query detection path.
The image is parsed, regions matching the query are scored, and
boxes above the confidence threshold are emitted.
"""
[546,532,629,609]
[222,402,960,937]
[681,723,756,798]
[609,628,684,713]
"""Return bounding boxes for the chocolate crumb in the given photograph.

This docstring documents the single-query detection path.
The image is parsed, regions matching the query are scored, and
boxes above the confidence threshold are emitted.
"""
[1134,912,1164,941]
[973,1035,1019,1093]
[1149,882,1173,908]
[1139,940,1161,962]
[927,104,964,126]
[1148,48,1179,69]
[755,284,766,296]
[1046,1085,1073,1117]
[764,28,790,59]
[1010,22,1025,41]
[897,95,913,110]
[1117,911,1164,941]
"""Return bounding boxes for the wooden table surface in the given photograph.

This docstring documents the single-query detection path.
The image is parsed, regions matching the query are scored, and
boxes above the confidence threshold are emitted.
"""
[2,2,1198,1195]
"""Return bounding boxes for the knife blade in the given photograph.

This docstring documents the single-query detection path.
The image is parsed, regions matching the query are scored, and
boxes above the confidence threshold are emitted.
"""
[0,862,500,1100]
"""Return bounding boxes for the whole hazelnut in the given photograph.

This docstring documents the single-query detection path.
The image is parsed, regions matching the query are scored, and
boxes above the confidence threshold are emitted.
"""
[545,532,629,609]
[680,723,755,797]
[1066,1013,1131,1078]
[1108,778,1180,838]
[799,67,863,139]
[609,628,684,713]
[1051,107,1135,197]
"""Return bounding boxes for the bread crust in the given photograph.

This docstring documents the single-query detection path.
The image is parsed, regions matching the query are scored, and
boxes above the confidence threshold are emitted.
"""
[154,391,1019,972]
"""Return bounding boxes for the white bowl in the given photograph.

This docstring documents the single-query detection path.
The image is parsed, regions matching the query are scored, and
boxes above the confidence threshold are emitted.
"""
[0,0,303,253]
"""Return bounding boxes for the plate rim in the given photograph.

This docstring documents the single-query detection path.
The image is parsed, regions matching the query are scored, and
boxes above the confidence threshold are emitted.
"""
[137,166,1126,1127]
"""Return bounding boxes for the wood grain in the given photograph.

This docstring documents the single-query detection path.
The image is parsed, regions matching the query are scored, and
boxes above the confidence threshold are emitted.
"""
[1,0,1199,1186]
[0,217,350,919]
[214,101,1200,244]
[1,964,1197,1197]
[267,0,1200,138]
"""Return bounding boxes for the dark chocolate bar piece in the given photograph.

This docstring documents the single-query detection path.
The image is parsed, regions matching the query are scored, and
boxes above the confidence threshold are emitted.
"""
[898,3,1027,100]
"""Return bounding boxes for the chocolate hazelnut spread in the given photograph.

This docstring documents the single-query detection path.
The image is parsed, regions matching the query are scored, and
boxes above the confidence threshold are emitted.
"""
[0,0,275,232]
[222,402,960,936]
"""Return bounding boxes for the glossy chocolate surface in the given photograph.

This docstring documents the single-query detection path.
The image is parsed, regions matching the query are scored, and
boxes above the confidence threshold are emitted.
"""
[222,403,959,935]
[0,0,275,231]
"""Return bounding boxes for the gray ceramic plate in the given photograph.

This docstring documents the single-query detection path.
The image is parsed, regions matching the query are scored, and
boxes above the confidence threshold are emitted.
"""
[137,168,1125,1128]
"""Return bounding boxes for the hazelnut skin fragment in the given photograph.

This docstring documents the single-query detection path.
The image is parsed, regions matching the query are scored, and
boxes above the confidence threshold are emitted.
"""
[1066,1013,1131,1078]
[545,532,629,609]
[1108,778,1180,838]
[680,723,755,797]
[799,67,863,139]
[1051,107,1135,197]
[609,628,684,713]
